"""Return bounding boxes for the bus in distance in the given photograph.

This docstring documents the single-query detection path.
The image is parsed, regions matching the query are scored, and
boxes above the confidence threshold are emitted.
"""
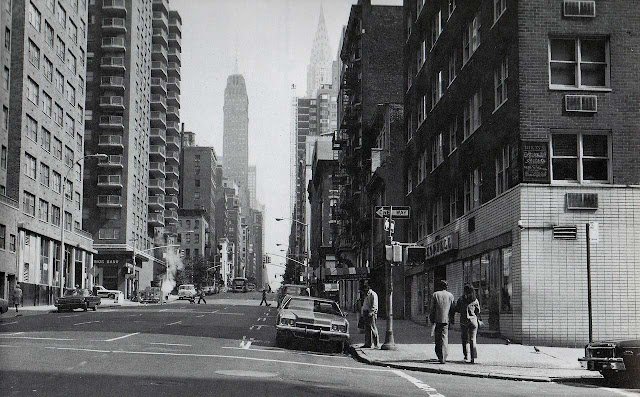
[232,277,248,293]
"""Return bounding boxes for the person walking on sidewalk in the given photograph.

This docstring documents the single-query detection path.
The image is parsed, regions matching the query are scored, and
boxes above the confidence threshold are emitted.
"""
[259,288,270,306]
[13,284,22,313]
[429,280,454,363]
[456,284,481,364]
[197,288,207,304]
[361,281,379,348]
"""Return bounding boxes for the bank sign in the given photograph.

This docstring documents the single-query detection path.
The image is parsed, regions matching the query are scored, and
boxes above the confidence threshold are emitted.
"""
[425,233,458,260]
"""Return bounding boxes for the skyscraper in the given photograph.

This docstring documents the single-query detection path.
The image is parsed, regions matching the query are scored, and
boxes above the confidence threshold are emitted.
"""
[222,73,249,209]
[247,165,256,209]
[306,4,332,98]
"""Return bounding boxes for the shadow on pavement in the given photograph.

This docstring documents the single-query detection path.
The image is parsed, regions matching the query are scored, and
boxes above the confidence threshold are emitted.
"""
[558,376,640,390]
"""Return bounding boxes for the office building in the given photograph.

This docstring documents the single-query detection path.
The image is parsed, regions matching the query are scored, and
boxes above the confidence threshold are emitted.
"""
[222,73,249,209]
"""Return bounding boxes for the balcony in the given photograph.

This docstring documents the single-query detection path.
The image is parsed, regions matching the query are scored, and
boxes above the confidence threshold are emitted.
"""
[151,77,167,94]
[149,178,165,193]
[102,18,127,33]
[165,180,179,194]
[167,77,180,93]
[168,62,180,78]
[99,115,124,129]
[98,135,123,148]
[98,155,123,168]
[152,43,168,62]
[152,28,168,46]
[166,136,180,150]
[167,47,180,64]
[97,194,122,208]
[148,194,165,210]
[103,0,126,15]
[152,0,168,13]
[100,76,125,91]
[152,11,168,28]
[149,145,166,160]
[166,106,179,120]
[99,96,125,110]
[148,212,164,227]
[149,161,165,176]
[164,209,178,224]
[166,121,179,135]
[166,151,179,164]
[97,174,123,188]
[165,165,179,178]
[151,61,167,78]
[101,37,125,51]
[150,111,166,127]
[169,16,181,34]
[150,128,166,143]
[168,33,181,50]
[101,57,125,71]
[164,195,178,208]
[150,94,167,111]
[167,92,180,107]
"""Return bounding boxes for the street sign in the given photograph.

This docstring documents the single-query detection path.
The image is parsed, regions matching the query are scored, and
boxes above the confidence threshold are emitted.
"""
[374,206,410,219]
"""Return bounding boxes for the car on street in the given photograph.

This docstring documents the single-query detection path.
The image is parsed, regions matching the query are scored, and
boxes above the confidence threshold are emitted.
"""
[277,284,310,308]
[55,288,101,312]
[178,284,197,301]
[275,295,350,352]
[247,283,256,292]
[0,297,8,314]
[579,338,640,382]
[94,285,120,299]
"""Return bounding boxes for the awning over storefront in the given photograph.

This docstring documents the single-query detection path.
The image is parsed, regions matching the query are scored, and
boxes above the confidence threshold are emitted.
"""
[324,266,370,281]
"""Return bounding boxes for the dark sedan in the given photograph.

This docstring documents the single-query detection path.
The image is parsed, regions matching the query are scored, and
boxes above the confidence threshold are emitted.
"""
[55,288,101,312]
[579,339,640,382]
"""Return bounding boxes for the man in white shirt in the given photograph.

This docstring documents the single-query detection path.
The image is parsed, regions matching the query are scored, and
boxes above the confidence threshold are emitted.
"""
[361,280,379,348]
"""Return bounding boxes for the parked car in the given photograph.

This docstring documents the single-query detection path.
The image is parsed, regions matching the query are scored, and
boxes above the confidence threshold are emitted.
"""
[0,297,8,314]
[94,285,120,299]
[579,339,640,382]
[178,284,197,301]
[247,283,256,292]
[275,295,349,352]
[277,284,310,308]
[55,288,101,312]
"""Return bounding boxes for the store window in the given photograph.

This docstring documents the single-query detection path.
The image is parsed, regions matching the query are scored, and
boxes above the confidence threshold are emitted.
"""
[501,247,512,312]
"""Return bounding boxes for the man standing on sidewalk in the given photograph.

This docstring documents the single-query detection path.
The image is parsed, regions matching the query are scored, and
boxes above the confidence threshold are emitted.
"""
[361,281,379,348]
[429,280,454,363]
[13,283,22,313]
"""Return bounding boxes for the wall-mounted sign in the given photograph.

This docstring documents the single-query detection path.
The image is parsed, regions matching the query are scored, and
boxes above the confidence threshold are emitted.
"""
[522,141,549,183]
[425,233,458,260]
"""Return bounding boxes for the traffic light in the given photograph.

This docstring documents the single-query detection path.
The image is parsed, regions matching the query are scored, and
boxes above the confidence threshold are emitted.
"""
[406,246,426,263]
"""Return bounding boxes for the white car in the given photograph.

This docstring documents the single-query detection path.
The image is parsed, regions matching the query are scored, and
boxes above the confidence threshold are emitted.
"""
[94,285,120,299]
[178,284,197,301]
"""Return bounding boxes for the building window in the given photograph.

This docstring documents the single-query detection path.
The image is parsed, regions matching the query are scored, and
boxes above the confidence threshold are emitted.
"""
[24,152,37,179]
[501,247,512,312]
[74,192,81,210]
[431,9,442,47]
[66,50,77,74]
[44,57,53,82]
[55,35,65,60]
[39,199,49,222]
[64,211,72,231]
[416,0,424,17]
[432,196,443,232]
[64,146,74,168]
[449,188,459,221]
[549,38,609,88]
[64,113,74,136]
[42,91,53,117]
[418,94,426,126]
[3,67,8,90]
[0,224,4,249]
[53,137,62,160]
[407,171,413,195]
[417,39,426,72]
[463,11,481,65]
[27,77,39,105]
[0,145,6,169]
[448,49,457,86]
[51,205,61,226]
[494,57,508,109]
[57,3,66,27]
[68,20,77,44]
[417,148,426,183]
[407,113,413,142]
[40,239,50,284]
[28,2,41,32]
[464,168,481,213]
[23,191,36,216]
[40,162,50,187]
[406,12,412,39]
[66,82,76,104]
[494,0,507,23]
[28,40,40,68]
[431,70,443,108]
[551,133,610,183]
[4,27,9,50]
[52,171,61,194]
[54,103,63,125]
[41,128,51,152]
[2,106,7,130]
[55,69,64,93]
[495,144,510,195]
[45,21,54,47]
[463,91,482,139]
[64,179,72,200]
[449,117,458,154]
[431,132,444,170]
[448,0,456,18]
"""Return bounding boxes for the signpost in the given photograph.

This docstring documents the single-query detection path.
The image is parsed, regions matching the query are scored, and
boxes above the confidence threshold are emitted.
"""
[375,206,410,219]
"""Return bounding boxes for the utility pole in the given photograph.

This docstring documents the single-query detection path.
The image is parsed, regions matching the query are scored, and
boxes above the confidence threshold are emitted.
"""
[381,206,398,350]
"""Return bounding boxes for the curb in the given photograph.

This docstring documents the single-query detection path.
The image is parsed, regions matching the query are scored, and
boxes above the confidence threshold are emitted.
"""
[349,346,599,383]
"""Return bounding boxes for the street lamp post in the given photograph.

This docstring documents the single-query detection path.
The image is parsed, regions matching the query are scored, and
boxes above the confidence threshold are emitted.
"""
[59,153,107,297]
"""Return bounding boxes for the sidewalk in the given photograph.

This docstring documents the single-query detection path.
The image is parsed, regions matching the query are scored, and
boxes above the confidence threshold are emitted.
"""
[1,297,157,319]
[346,312,601,382]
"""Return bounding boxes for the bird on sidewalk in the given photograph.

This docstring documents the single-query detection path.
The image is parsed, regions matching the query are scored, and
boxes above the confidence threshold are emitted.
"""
[533,346,541,353]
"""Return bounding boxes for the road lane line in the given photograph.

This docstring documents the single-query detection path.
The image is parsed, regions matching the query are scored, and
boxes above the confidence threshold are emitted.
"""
[166,321,182,326]
[103,332,140,342]
[391,369,444,396]
[73,320,100,326]
[60,314,81,318]
[0,321,18,326]
[195,315,204,318]
[46,346,111,353]
[212,312,243,315]
[0,332,24,336]
[149,342,191,347]
[222,346,352,359]
[0,336,75,341]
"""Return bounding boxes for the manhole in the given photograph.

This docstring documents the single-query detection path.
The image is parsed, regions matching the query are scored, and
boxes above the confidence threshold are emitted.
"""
[215,370,278,378]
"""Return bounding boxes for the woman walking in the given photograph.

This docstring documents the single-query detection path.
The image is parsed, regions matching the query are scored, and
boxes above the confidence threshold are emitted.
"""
[456,284,480,363]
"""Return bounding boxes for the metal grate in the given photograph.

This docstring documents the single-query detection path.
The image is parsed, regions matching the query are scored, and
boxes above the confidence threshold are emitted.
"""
[566,193,599,210]
[565,95,597,112]
[563,1,596,17]
[553,226,578,240]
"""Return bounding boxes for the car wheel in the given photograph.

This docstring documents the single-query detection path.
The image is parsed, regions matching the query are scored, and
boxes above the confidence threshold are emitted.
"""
[275,332,286,348]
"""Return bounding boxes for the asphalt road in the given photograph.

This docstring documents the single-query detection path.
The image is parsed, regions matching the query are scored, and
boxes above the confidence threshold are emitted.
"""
[0,291,637,397]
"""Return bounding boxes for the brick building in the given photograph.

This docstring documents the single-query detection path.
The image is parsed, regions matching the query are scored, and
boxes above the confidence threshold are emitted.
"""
[403,0,640,346]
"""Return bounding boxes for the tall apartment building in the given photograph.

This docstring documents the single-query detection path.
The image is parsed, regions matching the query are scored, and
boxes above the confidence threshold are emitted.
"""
[83,0,153,298]
[247,164,256,209]
[223,179,241,277]
[1,0,95,305]
[404,0,640,346]
[332,0,403,313]
[222,73,249,209]
[180,146,217,238]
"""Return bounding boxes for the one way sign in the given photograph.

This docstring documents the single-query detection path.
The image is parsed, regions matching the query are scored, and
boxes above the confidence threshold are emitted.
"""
[374,206,410,219]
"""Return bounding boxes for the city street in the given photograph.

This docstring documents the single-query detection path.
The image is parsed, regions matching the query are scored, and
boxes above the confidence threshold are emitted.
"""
[0,292,636,397]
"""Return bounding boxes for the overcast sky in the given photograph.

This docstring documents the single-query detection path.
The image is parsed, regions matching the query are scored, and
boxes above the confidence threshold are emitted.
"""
[170,0,401,285]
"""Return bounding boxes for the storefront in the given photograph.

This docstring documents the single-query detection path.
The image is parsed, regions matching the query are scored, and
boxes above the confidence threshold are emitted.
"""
[324,266,370,313]
[93,255,140,299]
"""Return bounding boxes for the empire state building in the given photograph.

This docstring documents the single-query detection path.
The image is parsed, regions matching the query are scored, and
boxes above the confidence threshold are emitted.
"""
[223,74,249,205]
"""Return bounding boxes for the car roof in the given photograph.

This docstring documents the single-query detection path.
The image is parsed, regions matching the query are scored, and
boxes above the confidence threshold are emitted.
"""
[284,295,337,304]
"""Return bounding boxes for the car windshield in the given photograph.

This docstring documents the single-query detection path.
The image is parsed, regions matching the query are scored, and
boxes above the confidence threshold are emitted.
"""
[285,286,308,296]
[284,298,342,316]
[64,289,89,297]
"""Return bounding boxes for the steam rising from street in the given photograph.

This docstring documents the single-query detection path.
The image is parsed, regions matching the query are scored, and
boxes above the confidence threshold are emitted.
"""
[162,248,184,297]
